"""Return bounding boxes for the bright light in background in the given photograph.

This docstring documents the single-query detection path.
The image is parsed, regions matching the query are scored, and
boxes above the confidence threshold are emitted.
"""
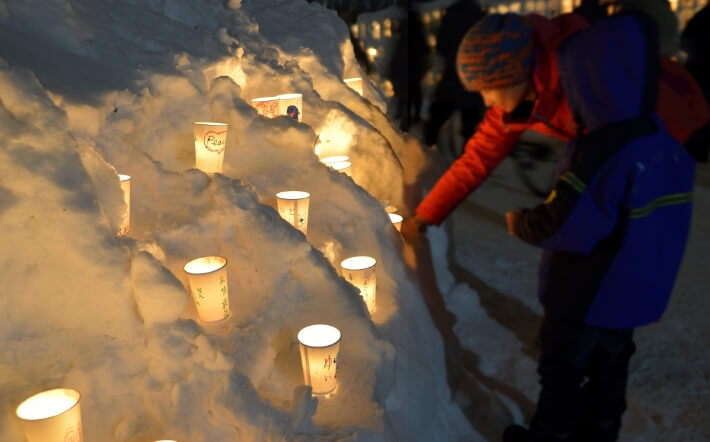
[510,2,522,12]
[538,0,548,13]
[669,0,678,11]
[427,34,437,51]
[16,388,82,442]
[350,24,358,38]
[384,19,392,38]
[372,21,381,40]
[525,1,536,12]
[562,0,573,13]
[366,47,377,63]
[421,12,431,27]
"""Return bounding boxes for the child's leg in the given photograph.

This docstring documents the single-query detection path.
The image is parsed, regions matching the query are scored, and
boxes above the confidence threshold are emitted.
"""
[531,316,602,442]
[577,329,635,442]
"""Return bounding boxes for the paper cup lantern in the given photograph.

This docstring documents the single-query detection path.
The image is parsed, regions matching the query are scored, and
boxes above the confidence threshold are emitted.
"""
[118,174,131,236]
[320,155,349,165]
[388,213,403,231]
[277,93,303,122]
[344,77,364,96]
[298,324,341,396]
[193,122,228,174]
[276,191,310,235]
[16,388,82,442]
[252,96,280,118]
[329,161,352,176]
[341,256,377,313]
[184,256,230,323]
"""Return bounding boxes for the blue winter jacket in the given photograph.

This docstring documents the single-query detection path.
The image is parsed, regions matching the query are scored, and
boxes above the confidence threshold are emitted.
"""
[512,14,695,329]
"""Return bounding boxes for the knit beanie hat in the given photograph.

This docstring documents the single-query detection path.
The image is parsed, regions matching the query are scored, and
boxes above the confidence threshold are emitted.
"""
[619,0,680,57]
[456,13,534,91]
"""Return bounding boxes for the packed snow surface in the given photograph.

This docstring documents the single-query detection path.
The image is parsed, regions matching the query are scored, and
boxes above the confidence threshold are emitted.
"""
[0,0,472,441]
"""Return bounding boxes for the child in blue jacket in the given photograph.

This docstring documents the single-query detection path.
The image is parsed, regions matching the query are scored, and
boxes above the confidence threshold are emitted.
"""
[504,13,695,442]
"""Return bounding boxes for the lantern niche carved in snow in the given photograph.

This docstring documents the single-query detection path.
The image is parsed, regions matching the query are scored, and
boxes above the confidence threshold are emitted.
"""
[184,256,230,323]
[16,388,83,442]
[118,174,131,236]
[276,191,310,235]
[298,324,341,396]
[193,122,228,174]
[344,77,364,96]
[341,256,377,313]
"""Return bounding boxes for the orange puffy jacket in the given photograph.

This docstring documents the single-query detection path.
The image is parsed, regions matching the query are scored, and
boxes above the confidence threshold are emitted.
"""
[416,13,710,225]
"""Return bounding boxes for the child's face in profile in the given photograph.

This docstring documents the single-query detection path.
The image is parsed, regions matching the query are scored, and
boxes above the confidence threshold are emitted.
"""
[478,81,532,113]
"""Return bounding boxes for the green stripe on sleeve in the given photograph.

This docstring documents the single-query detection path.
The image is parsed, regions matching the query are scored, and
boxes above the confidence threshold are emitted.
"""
[629,192,692,219]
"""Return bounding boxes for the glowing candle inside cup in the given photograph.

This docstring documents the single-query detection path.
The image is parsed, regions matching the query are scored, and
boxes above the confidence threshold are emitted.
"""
[118,174,131,236]
[344,77,364,96]
[184,256,230,323]
[298,324,341,396]
[193,122,228,173]
[277,93,303,122]
[329,161,352,176]
[251,96,280,118]
[320,155,349,165]
[276,191,310,234]
[340,256,377,313]
[388,213,403,231]
[16,388,82,442]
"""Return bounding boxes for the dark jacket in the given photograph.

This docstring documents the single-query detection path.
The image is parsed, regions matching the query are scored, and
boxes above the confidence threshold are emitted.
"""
[512,15,695,329]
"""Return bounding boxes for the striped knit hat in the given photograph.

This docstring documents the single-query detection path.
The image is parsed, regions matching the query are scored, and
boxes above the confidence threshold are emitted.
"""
[456,14,534,90]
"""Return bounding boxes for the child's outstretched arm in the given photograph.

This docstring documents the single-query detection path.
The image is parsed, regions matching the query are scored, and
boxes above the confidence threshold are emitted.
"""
[507,166,626,254]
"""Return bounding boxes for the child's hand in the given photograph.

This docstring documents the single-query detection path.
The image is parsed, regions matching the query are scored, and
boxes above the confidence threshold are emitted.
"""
[401,215,429,241]
[505,211,520,237]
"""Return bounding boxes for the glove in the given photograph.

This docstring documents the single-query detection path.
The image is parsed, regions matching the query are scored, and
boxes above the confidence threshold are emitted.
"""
[401,214,430,241]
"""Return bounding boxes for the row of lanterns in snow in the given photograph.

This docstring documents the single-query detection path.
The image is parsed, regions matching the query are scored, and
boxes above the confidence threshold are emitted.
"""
[12,77,391,442]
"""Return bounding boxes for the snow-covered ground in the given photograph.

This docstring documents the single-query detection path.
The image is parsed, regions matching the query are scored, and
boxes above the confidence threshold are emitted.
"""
[0,1,474,441]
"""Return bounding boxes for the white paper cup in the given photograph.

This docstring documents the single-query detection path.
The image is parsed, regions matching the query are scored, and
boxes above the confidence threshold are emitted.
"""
[193,122,228,173]
[276,191,310,235]
[278,93,303,122]
[341,256,377,313]
[298,324,341,396]
[251,96,280,118]
[16,388,83,442]
[118,174,131,236]
[184,256,230,323]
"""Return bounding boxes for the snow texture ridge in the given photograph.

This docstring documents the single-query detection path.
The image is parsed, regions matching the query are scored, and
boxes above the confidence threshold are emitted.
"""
[0,0,469,441]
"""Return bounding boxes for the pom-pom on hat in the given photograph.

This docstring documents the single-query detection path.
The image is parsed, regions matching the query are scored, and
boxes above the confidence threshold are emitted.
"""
[456,13,534,91]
